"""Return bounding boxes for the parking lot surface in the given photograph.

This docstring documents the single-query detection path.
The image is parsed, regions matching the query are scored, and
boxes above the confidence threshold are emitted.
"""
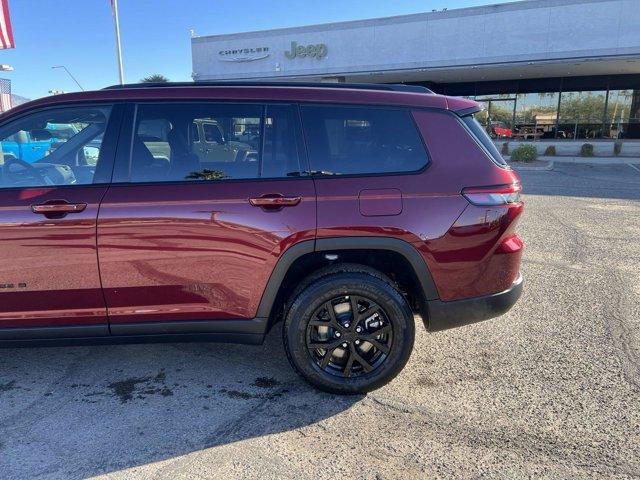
[1,164,639,479]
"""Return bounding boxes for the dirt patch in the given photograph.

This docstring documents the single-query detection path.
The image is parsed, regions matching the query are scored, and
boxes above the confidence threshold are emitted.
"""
[251,377,281,389]
[107,371,173,404]
[218,387,288,401]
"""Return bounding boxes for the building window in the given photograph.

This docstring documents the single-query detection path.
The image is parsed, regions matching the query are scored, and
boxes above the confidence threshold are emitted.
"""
[605,89,640,139]
[557,90,607,139]
[474,94,516,139]
[513,92,559,140]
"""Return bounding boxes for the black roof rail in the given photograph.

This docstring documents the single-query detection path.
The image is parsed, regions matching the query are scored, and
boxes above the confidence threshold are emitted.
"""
[103,81,434,94]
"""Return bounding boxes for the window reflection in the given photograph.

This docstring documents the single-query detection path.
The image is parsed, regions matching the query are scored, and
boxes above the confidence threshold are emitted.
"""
[474,95,516,139]
[605,89,640,139]
[514,93,559,140]
[467,86,640,141]
[557,91,607,139]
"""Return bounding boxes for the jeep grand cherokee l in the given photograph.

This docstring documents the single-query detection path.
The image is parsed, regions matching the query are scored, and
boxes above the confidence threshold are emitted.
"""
[0,82,523,394]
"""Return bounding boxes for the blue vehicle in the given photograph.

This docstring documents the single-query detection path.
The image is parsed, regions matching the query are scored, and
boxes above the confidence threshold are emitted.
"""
[1,123,80,164]
[1,129,54,163]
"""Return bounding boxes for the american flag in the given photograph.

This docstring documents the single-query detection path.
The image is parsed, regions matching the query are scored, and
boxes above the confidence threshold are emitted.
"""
[0,78,12,112]
[0,0,14,50]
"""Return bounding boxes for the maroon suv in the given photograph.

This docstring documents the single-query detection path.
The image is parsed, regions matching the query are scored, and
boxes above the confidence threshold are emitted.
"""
[0,83,523,393]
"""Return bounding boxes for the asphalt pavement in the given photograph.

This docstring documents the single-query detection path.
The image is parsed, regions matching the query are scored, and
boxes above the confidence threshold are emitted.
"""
[1,163,639,479]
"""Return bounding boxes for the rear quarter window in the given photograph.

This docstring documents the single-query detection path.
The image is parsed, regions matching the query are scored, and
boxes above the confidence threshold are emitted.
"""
[462,114,509,167]
[300,105,429,175]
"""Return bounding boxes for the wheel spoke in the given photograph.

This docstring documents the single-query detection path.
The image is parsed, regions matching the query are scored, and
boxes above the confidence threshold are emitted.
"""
[352,349,374,373]
[361,324,391,340]
[308,318,330,327]
[320,347,336,368]
[364,338,390,355]
[343,347,355,377]
[323,301,342,329]
[349,295,360,326]
[308,338,343,351]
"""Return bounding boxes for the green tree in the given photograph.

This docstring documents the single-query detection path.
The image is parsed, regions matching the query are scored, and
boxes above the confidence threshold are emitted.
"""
[140,74,170,83]
[559,94,606,122]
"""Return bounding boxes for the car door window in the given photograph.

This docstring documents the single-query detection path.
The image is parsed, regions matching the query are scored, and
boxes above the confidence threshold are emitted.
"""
[129,103,301,182]
[0,106,112,188]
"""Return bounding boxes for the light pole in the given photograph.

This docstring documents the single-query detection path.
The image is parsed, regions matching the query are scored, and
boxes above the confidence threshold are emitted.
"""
[51,65,84,91]
[111,0,125,85]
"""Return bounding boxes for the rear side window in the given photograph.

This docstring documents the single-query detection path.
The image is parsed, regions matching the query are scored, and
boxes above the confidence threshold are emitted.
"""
[462,114,508,167]
[300,105,428,175]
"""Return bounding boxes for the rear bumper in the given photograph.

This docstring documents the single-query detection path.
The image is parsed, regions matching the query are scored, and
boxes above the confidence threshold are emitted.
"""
[424,274,523,332]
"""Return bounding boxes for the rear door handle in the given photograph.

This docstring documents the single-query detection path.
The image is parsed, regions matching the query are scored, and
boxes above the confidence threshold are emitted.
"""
[249,195,301,208]
[32,201,87,216]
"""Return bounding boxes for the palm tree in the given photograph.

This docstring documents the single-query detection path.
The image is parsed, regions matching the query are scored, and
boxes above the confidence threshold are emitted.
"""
[140,74,170,83]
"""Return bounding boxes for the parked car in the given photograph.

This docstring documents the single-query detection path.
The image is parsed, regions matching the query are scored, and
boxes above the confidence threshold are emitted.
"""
[0,123,82,164]
[191,118,258,164]
[1,128,54,164]
[487,121,513,139]
[0,83,524,394]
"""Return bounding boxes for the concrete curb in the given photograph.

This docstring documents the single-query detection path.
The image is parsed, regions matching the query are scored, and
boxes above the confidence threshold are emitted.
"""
[504,155,640,166]
[549,156,640,165]
[507,160,554,171]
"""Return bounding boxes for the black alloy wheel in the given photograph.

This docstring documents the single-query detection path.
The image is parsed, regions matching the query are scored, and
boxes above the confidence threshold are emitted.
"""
[305,295,393,378]
[283,270,415,394]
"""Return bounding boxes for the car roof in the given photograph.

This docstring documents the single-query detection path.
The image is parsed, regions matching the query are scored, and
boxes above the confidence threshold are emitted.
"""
[1,83,480,121]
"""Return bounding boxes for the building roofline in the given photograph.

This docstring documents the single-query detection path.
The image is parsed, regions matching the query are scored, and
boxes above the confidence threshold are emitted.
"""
[191,0,618,43]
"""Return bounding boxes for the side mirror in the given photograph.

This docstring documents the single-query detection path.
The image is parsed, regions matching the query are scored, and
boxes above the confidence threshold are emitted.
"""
[30,129,53,141]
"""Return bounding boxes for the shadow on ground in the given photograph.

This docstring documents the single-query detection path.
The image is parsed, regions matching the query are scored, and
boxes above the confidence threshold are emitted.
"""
[0,327,360,478]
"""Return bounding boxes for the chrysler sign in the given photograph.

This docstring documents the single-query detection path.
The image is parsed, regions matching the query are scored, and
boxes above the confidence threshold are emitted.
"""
[218,47,270,62]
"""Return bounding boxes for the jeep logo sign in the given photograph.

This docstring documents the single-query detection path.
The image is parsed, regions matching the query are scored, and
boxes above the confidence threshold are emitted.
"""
[284,41,328,60]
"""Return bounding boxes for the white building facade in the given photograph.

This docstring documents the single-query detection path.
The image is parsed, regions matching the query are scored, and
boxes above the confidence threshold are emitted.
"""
[192,0,640,141]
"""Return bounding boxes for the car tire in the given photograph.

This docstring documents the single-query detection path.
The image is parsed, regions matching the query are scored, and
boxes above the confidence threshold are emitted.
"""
[283,271,415,394]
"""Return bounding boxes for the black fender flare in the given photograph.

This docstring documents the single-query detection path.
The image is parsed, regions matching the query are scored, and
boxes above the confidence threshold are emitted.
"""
[256,236,439,318]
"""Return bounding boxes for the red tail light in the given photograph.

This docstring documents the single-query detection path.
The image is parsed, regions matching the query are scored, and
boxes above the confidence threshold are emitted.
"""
[462,183,522,206]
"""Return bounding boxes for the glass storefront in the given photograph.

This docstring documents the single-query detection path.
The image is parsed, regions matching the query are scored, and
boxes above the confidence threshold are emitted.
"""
[514,92,559,140]
[605,89,640,139]
[470,87,640,140]
[557,90,606,139]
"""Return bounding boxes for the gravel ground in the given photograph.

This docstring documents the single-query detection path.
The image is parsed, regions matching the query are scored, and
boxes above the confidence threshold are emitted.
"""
[1,164,639,480]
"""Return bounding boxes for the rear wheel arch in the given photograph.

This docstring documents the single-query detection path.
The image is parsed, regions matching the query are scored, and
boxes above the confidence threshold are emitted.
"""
[257,236,438,326]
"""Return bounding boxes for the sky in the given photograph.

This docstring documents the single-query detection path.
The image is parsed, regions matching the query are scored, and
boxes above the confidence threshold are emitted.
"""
[2,0,514,100]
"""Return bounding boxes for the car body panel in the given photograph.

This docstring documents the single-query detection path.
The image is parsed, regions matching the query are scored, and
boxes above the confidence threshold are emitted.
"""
[0,186,109,329]
[97,179,316,325]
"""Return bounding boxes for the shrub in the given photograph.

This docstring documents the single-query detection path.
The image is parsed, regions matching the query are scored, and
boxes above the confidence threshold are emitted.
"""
[500,142,509,155]
[543,145,556,156]
[613,140,622,156]
[580,143,594,157]
[510,144,538,163]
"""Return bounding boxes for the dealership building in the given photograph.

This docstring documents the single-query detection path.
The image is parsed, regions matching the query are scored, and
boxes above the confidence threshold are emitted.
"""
[192,0,640,145]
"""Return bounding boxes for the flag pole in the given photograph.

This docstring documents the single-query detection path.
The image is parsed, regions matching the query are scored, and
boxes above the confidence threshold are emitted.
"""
[112,0,125,85]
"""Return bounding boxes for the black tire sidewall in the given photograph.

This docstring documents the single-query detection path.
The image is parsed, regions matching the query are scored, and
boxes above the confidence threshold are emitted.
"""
[284,272,415,394]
